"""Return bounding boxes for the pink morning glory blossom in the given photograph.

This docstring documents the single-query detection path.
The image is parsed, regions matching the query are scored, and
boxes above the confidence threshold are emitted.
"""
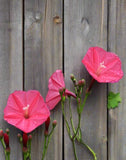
[82,46,123,83]
[46,70,76,110]
[4,90,50,133]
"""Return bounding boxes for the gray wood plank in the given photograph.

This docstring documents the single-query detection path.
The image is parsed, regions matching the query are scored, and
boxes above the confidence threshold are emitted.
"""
[108,0,126,160]
[0,0,23,159]
[64,0,108,159]
[24,0,62,160]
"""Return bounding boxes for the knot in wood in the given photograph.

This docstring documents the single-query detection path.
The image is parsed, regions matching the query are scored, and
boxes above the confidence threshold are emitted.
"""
[35,12,42,21]
[53,16,62,24]
[81,17,89,35]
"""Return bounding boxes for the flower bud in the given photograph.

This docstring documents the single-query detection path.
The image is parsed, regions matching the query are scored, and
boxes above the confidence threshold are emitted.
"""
[52,120,57,128]
[78,79,85,86]
[81,79,85,85]
[23,133,28,148]
[17,133,22,143]
[0,130,4,138]
[4,133,9,148]
[17,133,21,138]
[6,128,10,134]
[45,117,50,132]
[70,74,75,81]
[73,79,77,85]
[28,134,32,140]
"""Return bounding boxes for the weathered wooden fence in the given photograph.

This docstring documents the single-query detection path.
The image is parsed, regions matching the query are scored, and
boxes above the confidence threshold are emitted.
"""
[0,0,125,160]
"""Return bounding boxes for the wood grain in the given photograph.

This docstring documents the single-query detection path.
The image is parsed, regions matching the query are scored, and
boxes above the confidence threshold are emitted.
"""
[64,0,108,159]
[108,0,126,159]
[0,0,23,159]
[24,0,63,159]
[0,0,125,159]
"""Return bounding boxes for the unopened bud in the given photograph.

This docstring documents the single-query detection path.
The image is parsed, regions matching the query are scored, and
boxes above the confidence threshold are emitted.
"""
[78,79,85,86]
[0,130,4,138]
[17,133,22,143]
[73,79,77,85]
[45,117,50,132]
[28,135,32,140]
[6,128,10,134]
[81,79,85,85]
[23,133,28,148]
[52,120,57,128]
[17,133,21,138]
[78,80,81,86]
[4,133,9,148]
[70,74,75,80]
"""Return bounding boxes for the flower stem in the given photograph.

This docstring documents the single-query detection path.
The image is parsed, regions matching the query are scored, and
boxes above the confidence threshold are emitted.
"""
[6,153,10,160]
[72,139,78,160]
[46,127,54,149]
[68,97,76,134]
[42,126,56,160]
[61,100,72,138]
[23,152,27,160]
[28,139,32,160]
[78,139,97,160]
[61,97,79,160]
[72,113,81,141]
[1,138,6,149]
[5,154,8,160]
[80,92,90,113]
[41,135,47,160]
[86,78,95,93]
[80,78,95,113]
[0,138,10,160]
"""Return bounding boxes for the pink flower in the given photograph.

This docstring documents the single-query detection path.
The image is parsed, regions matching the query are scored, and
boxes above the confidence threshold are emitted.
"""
[46,70,76,110]
[82,47,123,83]
[4,90,50,133]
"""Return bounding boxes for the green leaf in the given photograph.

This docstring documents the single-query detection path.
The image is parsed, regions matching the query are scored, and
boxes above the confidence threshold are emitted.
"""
[108,92,122,109]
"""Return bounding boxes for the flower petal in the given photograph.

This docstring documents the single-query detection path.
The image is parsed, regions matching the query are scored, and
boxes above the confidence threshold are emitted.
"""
[46,90,61,110]
[48,70,65,90]
[82,47,123,83]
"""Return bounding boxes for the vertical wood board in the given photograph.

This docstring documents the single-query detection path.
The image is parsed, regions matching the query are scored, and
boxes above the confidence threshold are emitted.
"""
[24,0,63,160]
[0,0,23,159]
[64,0,108,159]
[108,0,126,159]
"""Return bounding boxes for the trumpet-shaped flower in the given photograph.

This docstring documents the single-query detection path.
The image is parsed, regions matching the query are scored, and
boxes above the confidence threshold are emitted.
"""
[46,70,76,110]
[4,90,50,133]
[82,47,123,83]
